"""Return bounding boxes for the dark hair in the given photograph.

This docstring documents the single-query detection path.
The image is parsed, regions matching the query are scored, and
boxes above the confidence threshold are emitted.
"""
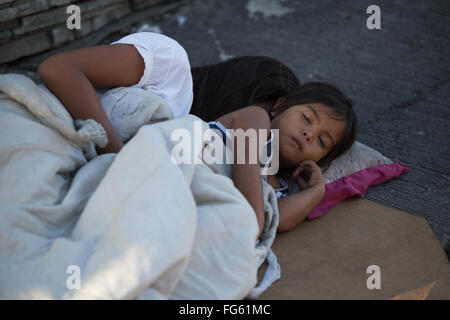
[190,56,357,172]
[269,82,358,172]
[190,56,300,122]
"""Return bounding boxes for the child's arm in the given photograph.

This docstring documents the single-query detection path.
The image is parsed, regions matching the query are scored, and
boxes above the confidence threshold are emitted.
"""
[277,160,326,232]
[216,106,271,239]
[38,44,144,154]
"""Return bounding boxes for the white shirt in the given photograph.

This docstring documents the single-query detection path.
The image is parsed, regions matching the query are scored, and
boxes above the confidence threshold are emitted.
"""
[110,32,193,118]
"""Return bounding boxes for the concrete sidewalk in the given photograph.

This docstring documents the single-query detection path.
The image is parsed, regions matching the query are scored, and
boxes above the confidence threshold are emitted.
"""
[1,0,449,258]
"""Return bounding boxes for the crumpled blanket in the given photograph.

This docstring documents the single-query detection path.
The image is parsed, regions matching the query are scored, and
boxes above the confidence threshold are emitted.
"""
[0,74,280,299]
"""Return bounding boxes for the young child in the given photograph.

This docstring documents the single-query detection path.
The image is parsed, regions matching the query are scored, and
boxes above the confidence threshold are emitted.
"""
[208,82,358,238]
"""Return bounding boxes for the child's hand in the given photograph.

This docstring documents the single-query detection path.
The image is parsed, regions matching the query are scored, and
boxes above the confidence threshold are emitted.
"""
[292,160,325,191]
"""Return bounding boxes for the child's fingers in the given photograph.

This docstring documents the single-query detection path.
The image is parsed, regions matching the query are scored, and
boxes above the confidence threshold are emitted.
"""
[292,165,304,178]
[299,160,315,167]
[296,176,308,189]
[294,159,312,169]
[299,160,322,176]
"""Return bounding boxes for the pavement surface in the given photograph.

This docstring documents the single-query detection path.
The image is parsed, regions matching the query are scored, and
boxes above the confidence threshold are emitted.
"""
[1,0,449,258]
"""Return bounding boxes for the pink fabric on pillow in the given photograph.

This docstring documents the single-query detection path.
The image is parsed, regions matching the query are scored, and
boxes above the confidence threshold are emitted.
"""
[307,163,410,220]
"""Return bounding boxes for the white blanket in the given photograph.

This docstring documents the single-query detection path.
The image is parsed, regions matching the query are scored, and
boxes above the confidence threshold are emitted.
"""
[0,74,280,299]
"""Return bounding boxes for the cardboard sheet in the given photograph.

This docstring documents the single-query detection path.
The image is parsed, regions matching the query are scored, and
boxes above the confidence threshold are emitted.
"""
[254,198,450,299]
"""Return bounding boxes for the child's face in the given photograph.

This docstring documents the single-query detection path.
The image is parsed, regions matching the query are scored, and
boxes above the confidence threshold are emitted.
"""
[270,102,346,168]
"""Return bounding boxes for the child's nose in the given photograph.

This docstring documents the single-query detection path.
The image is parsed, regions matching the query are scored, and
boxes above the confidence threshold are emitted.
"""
[303,130,312,142]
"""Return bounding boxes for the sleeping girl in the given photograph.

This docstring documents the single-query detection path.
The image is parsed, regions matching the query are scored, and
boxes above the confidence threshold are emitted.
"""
[209,82,358,238]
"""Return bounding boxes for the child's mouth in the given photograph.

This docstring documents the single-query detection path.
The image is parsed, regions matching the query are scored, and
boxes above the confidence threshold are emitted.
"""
[292,137,302,151]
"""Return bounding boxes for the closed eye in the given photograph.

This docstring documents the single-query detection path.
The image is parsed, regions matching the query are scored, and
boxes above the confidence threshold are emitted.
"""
[302,114,311,123]
[319,137,325,148]
[303,113,325,147]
